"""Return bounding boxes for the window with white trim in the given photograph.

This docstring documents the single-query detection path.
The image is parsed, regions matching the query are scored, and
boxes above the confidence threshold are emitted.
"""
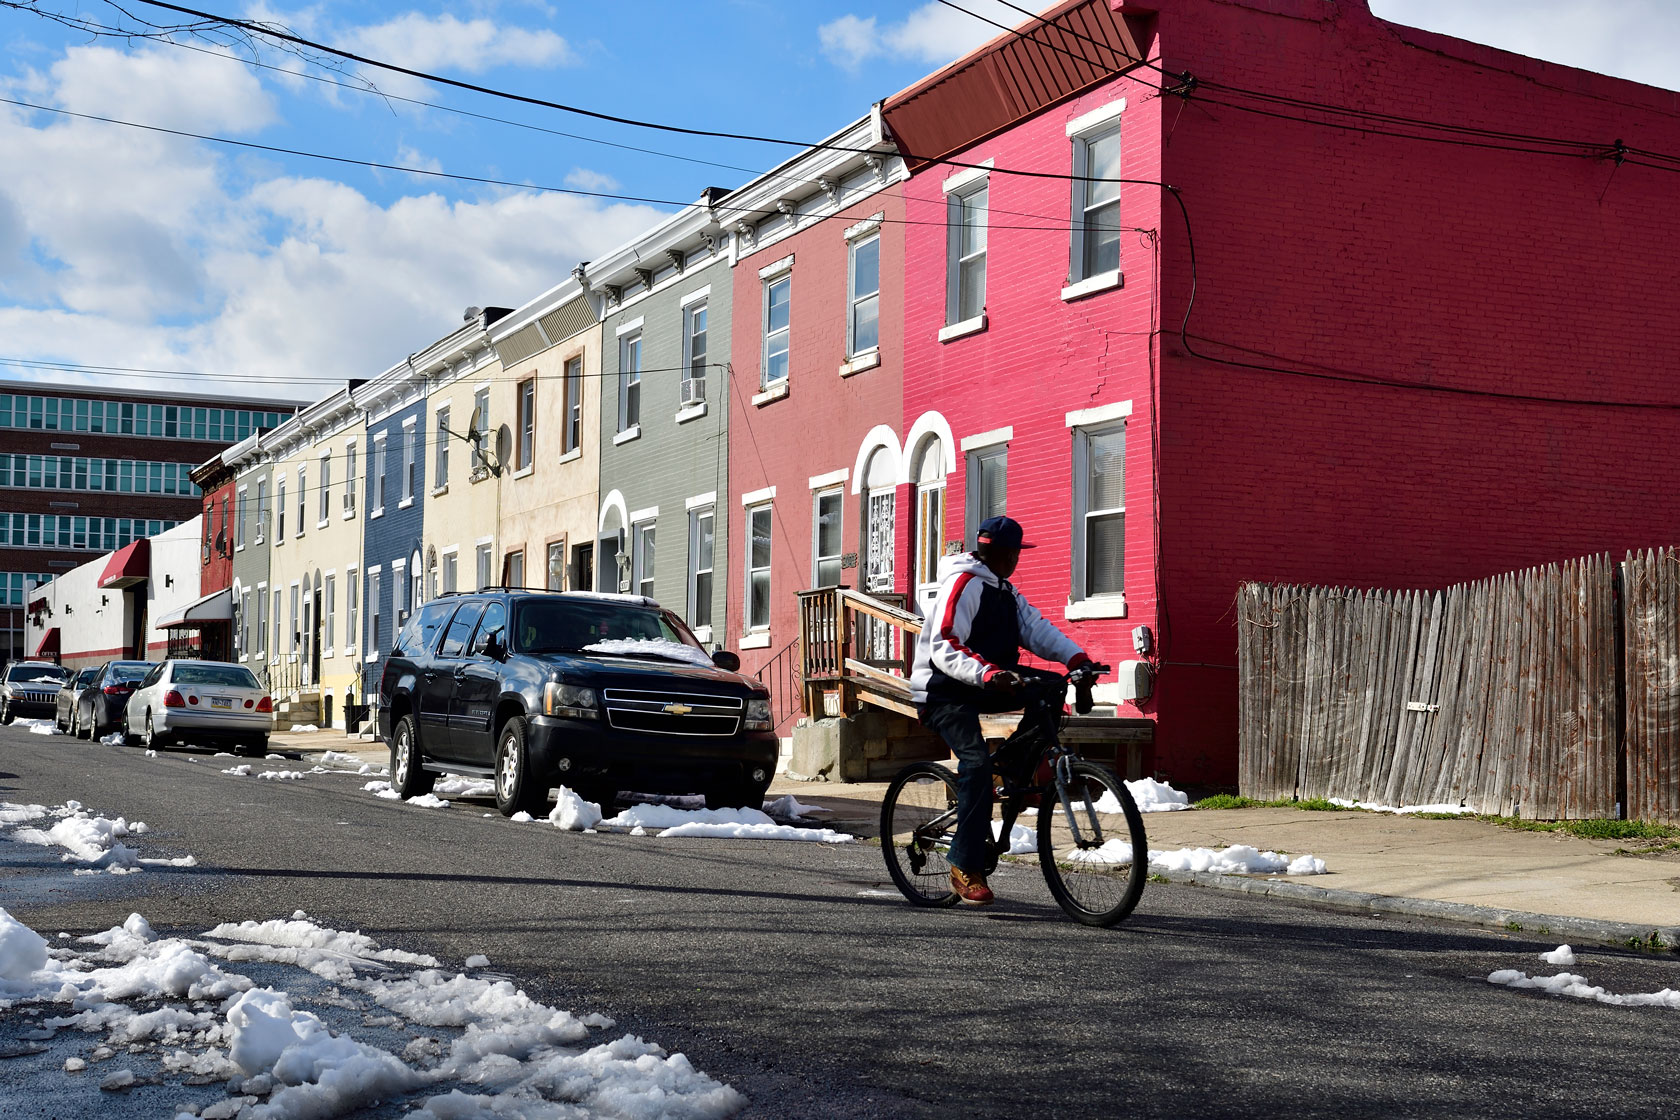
[813,489,843,588]
[683,301,708,380]
[289,583,299,656]
[372,433,387,513]
[503,549,525,589]
[1072,423,1125,600]
[323,574,335,655]
[443,550,458,594]
[235,486,247,549]
[745,503,772,631]
[367,569,382,655]
[687,508,713,631]
[632,521,656,600]
[516,380,535,470]
[401,424,416,503]
[255,477,267,542]
[914,439,947,606]
[434,407,450,489]
[965,445,1008,543]
[344,442,356,516]
[848,233,880,356]
[762,274,790,387]
[239,588,251,657]
[345,567,357,653]
[255,583,267,657]
[471,389,490,477]
[276,476,286,542]
[1070,126,1121,282]
[476,543,493,592]
[318,453,331,526]
[563,358,582,454]
[296,465,306,536]
[271,588,281,659]
[618,332,641,432]
[947,183,988,323]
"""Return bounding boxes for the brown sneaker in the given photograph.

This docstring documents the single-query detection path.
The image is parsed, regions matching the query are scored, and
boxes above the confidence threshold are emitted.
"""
[950,866,995,906]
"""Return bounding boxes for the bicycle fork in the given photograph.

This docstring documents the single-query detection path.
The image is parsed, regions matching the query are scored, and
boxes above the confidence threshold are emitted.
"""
[1053,752,1103,850]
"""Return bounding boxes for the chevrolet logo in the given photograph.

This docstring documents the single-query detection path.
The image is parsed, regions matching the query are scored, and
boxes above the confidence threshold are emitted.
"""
[663,702,694,716]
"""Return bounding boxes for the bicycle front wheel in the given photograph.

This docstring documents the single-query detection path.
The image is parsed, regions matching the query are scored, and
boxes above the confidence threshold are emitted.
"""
[1038,761,1148,927]
[880,763,961,907]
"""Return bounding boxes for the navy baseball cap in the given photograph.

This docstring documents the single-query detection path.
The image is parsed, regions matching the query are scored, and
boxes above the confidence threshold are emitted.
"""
[975,516,1035,550]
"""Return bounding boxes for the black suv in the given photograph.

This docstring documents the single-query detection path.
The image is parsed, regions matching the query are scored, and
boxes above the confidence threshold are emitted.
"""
[378,589,777,817]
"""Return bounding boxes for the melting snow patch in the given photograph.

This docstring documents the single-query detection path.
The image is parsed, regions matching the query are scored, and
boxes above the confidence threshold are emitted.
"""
[405,794,452,809]
[1328,797,1475,815]
[320,750,364,765]
[991,821,1037,854]
[100,732,125,746]
[434,776,496,798]
[0,802,48,826]
[222,765,253,777]
[763,794,830,820]
[1126,777,1191,813]
[1488,968,1680,1009]
[604,803,855,843]
[1541,945,1577,967]
[1149,845,1327,875]
[464,955,491,969]
[21,718,58,735]
[581,637,716,668]
[258,770,306,782]
[548,787,603,832]
[287,724,320,732]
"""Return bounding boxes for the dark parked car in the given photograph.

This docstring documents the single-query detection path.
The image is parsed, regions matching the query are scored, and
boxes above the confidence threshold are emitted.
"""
[55,667,99,734]
[0,661,68,724]
[77,661,156,740]
[379,590,777,817]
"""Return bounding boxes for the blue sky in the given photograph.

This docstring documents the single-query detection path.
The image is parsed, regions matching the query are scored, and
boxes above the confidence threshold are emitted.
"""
[0,0,1675,404]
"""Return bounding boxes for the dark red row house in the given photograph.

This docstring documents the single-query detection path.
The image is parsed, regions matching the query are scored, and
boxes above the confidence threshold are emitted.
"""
[874,0,1680,785]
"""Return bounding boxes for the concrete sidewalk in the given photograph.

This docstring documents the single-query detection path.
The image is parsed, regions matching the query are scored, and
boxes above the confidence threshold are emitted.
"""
[265,730,1679,948]
[767,776,1680,948]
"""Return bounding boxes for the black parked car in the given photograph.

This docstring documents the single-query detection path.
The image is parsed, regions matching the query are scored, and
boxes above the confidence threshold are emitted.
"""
[379,590,777,817]
[77,660,156,740]
[0,661,67,724]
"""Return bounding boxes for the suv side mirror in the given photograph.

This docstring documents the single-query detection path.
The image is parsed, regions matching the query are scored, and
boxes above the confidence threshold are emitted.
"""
[710,650,741,673]
[483,630,507,661]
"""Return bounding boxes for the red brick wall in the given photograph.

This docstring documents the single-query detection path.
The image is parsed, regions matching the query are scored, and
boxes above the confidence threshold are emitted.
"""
[899,73,1167,744]
[1149,0,1680,784]
[725,183,907,707]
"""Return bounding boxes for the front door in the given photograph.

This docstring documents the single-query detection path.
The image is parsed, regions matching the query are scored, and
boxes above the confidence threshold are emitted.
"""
[863,489,897,660]
[450,600,507,764]
[300,595,313,688]
[311,590,323,684]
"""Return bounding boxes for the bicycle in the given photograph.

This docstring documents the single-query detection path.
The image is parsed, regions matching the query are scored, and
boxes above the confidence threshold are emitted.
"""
[880,664,1149,927]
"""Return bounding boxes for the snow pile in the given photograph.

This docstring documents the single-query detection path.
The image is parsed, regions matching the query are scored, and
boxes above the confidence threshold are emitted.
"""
[604,803,855,844]
[258,770,306,781]
[991,820,1037,855]
[201,915,440,982]
[763,794,830,820]
[434,776,496,798]
[1328,797,1475,815]
[13,805,139,867]
[464,954,491,969]
[1148,845,1327,875]
[406,794,452,810]
[1541,945,1577,967]
[287,724,320,732]
[363,780,452,809]
[100,732,125,746]
[582,638,716,668]
[0,802,48,826]
[1126,777,1191,813]
[0,905,49,981]
[20,718,58,735]
[222,765,253,777]
[549,787,603,832]
[1488,968,1680,1009]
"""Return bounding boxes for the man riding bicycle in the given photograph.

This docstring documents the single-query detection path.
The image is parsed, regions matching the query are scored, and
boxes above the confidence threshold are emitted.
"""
[910,516,1092,906]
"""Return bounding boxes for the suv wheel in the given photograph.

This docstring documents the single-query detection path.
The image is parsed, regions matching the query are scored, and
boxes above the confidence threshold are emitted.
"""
[389,715,435,799]
[494,716,548,818]
[0,699,12,725]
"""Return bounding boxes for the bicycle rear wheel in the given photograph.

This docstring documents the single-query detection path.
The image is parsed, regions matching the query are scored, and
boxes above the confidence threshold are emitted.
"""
[1037,761,1148,927]
[880,763,961,907]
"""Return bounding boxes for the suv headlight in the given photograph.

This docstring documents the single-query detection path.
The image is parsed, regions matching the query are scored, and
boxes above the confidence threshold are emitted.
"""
[544,681,599,720]
[744,696,772,731]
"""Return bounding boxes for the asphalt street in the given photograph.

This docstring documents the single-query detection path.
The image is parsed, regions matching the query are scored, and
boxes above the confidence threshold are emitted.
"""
[4,724,1680,1119]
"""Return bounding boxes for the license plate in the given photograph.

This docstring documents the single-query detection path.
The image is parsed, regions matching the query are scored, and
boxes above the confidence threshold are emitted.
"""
[210,697,232,710]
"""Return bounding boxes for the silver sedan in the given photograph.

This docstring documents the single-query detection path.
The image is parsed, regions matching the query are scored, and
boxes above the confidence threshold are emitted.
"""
[123,660,274,754]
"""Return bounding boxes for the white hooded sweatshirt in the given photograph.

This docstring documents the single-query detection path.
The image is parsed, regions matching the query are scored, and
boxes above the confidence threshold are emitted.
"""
[909,552,1083,706]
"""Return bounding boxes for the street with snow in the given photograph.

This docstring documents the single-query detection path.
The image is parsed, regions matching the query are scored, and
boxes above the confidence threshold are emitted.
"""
[5,724,1680,1119]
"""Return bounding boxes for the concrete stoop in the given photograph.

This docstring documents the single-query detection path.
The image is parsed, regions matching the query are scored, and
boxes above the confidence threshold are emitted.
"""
[788,709,949,782]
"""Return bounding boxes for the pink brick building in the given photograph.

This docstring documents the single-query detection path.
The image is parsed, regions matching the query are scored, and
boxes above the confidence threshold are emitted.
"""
[883,0,1680,785]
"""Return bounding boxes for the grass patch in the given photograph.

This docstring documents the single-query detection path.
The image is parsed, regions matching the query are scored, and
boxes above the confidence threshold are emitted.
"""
[1149,873,1170,884]
[1193,793,1363,812]
[1480,817,1680,841]
[1193,794,1270,810]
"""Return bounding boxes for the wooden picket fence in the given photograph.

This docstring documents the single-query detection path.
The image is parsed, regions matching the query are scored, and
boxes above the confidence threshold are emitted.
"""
[1238,555,1620,820]
[1623,548,1680,823]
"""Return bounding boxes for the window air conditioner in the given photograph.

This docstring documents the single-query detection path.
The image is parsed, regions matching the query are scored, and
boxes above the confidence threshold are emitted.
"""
[680,377,706,406]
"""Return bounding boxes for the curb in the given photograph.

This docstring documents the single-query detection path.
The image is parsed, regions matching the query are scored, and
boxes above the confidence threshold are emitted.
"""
[1160,869,1680,952]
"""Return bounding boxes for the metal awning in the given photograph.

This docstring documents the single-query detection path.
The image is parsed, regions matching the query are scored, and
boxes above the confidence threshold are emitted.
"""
[156,587,231,629]
[32,628,59,657]
[100,538,150,589]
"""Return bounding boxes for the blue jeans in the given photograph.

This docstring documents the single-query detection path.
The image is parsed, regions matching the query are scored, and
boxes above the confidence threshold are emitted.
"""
[920,701,993,876]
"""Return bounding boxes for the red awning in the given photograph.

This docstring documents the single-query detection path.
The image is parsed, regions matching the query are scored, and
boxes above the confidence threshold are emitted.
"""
[156,587,231,629]
[32,628,59,657]
[100,538,150,589]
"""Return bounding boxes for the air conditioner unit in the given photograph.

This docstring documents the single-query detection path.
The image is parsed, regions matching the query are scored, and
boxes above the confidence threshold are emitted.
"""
[680,377,706,406]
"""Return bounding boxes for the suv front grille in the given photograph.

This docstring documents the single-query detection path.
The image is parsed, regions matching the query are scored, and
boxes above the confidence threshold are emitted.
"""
[12,689,57,705]
[603,690,743,737]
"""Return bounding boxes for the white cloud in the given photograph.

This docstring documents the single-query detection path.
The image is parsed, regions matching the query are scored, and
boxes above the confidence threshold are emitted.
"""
[563,168,620,193]
[45,43,276,134]
[346,12,575,74]
[0,44,663,402]
[819,0,1022,71]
